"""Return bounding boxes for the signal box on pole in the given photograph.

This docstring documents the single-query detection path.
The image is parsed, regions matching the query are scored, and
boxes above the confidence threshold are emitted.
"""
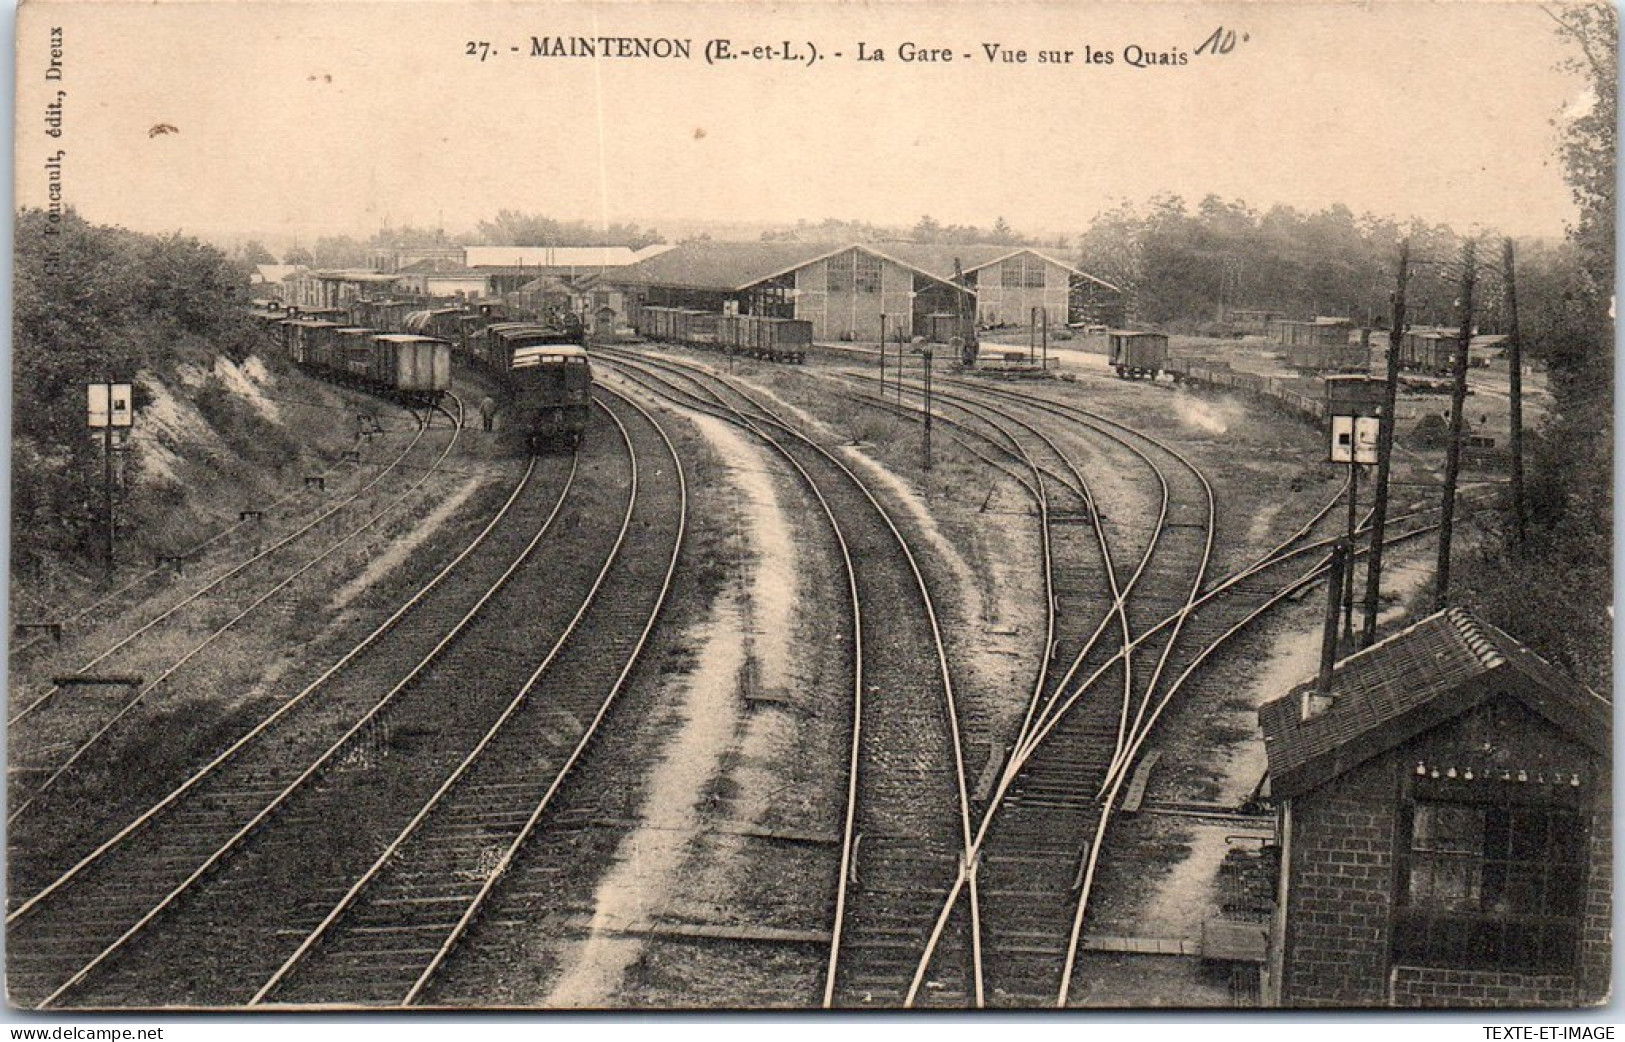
[1326,375,1384,464]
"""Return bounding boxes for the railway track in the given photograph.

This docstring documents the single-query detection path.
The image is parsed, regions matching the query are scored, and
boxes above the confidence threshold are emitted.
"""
[244,385,688,1007]
[849,374,1217,1004]
[8,398,464,829]
[7,403,616,1007]
[594,351,978,1008]
[869,372,1450,1006]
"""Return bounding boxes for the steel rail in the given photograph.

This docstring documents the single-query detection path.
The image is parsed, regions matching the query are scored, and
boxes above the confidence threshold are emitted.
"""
[6,443,552,927]
[8,421,375,664]
[31,425,601,1007]
[245,393,642,1005]
[9,399,465,825]
[1052,514,1446,1005]
[9,402,447,727]
[397,382,688,1006]
[601,352,978,1006]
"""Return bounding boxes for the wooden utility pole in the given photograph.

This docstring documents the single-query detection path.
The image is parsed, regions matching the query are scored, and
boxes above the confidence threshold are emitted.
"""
[922,346,935,470]
[1343,463,1360,645]
[1435,240,1475,611]
[1315,540,1350,712]
[103,380,116,581]
[1502,238,1527,546]
[1361,239,1408,647]
[879,312,887,397]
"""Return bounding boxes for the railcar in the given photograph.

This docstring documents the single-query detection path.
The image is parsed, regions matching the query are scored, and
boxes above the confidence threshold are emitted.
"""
[716,313,813,362]
[1108,331,1169,379]
[370,334,452,405]
[1287,341,1371,373]
[335,327,379,385]
[1400,331,1464,375]
[281,318,344,369]
[351,299,418,334]
[475,323,572,372]
[507,339,593,450]
[639,306,811,363]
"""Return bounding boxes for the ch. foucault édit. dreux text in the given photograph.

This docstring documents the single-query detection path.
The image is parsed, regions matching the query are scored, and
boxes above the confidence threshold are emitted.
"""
[44,25,67,247]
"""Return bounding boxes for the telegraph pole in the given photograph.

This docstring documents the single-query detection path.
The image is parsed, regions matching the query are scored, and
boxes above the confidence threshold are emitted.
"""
[1435,239,1475,611]
[1502,238,1527,547]
[1343,463,1359,645]
[103,379,115,579]
[1361,239,1408,646]
[922,345,934,470]
[879,313,887,397]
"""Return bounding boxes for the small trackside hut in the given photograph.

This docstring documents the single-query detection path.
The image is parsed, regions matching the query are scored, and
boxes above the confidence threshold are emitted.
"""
[1256,608,1611,1008]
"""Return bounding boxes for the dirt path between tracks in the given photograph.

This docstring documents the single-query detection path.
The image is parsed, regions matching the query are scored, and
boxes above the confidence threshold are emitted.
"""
[543,412,815,1006]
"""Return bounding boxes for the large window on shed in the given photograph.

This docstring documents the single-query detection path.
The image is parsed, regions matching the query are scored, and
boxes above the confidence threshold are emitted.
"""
[1001,255,1048,289]
[1394,799,1586,972]
[827,251,882,294]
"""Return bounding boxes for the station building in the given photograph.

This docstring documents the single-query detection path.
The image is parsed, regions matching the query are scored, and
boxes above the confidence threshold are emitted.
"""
[1257,608,1610,1008]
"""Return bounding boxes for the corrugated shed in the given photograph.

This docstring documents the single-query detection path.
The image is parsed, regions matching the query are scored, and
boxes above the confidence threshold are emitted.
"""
[1259,608,1608,797]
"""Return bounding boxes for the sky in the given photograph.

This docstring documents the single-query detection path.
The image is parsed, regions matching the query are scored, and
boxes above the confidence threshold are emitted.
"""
[11,1,1606,245]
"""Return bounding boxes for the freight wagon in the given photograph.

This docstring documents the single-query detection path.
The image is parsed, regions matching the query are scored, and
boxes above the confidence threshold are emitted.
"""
[282,319,344,368]
[1400,330,1464,375]
[478,323,581,373]
[1108,331,1169,379]
[715,313,813,362]
[370,335,452,405]
[1274,319,1355,349]
[1287,341,1371,373]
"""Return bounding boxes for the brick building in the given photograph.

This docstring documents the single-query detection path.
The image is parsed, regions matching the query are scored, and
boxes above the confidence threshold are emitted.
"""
[1258,608,1611,1008]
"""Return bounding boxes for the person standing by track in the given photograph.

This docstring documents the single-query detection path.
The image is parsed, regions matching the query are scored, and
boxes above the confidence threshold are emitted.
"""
[478,394,497,432]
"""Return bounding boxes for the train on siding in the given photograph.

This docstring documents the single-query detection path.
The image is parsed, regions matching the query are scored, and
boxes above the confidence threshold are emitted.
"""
[1165,356,1508,468]
[632,305,813,363]
[250,296,593,450]
[258,310,452,407]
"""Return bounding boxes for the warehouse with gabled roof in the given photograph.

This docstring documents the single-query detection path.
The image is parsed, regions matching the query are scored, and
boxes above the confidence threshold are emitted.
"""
[610,241,1121,341]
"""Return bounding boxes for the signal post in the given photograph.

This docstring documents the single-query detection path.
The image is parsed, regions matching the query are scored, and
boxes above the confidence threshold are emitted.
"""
[1325,375,1384,650]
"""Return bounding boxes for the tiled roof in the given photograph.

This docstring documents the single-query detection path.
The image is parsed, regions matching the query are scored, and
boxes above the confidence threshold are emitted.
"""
[863,243,1010,280]
[1259,608,1608,798]
[610,241,834,290]
[879,244,1121,292]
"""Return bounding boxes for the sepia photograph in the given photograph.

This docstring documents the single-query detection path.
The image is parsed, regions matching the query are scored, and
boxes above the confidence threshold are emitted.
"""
[6,0,1616,1013]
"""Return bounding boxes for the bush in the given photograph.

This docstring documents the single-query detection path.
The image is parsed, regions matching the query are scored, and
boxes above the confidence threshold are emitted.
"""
[1410,413,1448,449]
